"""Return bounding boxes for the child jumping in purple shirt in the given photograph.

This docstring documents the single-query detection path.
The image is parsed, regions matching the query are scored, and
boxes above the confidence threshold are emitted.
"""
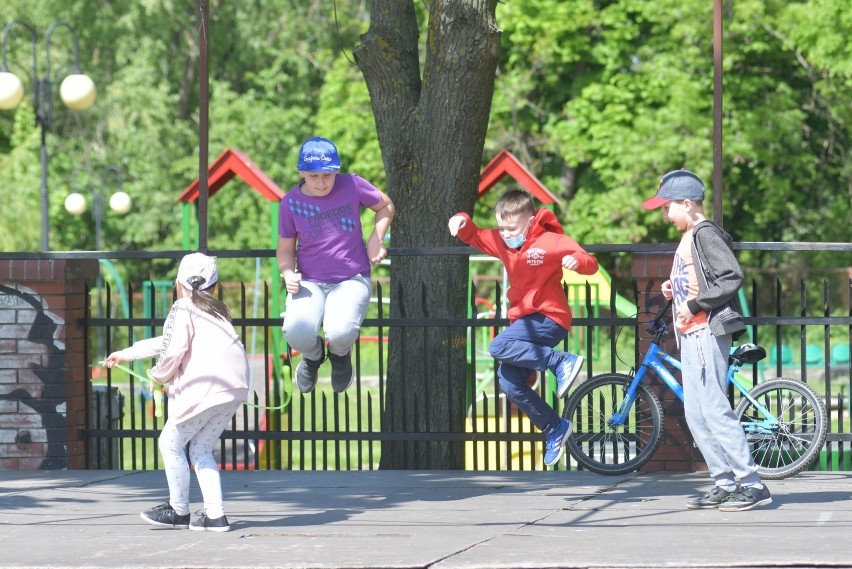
[277,137,395,393]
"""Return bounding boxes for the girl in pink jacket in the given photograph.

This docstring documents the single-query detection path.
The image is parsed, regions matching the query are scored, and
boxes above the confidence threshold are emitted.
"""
[105,253,248,532]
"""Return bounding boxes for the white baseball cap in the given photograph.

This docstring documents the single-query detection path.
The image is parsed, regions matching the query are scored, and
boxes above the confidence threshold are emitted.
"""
[176,252,218,290]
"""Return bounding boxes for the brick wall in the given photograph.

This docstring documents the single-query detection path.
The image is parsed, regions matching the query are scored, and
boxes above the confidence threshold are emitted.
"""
[0,259,98,469]
[631,252,708,473]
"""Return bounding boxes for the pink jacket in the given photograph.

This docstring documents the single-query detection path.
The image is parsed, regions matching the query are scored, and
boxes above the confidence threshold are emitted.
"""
[115,297,249,423]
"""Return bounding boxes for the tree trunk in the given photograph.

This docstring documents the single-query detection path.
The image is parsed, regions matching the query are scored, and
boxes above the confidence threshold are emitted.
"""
[354,1,500,469]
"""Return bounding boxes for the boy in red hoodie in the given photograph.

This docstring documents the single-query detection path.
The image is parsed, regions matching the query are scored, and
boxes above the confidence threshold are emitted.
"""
[449,189,598,466]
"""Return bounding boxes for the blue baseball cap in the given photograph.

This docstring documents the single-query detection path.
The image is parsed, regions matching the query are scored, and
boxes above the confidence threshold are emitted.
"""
[297,137,341,172]
[642,169,705,210]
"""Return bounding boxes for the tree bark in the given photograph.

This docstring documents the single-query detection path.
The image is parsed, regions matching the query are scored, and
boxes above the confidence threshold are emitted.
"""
[354,1,500,469]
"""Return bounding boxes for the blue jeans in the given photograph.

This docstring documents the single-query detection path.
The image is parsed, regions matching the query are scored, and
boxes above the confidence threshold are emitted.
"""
[488,313,568,434]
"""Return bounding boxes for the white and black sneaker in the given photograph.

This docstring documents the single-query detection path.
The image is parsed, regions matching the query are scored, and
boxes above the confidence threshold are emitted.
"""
[190,512,231,532]
[687,486,735,509]
[718,485,772,512]
[140,502,190,529]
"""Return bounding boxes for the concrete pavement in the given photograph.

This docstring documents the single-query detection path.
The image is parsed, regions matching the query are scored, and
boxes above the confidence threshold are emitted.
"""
[1,469,851,568]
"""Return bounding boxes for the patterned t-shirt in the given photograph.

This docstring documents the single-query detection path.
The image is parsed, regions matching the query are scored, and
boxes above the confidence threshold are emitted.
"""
[671,229,709,334]
[278,173,383,283]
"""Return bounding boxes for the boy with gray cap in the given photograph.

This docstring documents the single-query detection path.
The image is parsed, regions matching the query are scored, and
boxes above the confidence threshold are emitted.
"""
[643,169,771,512]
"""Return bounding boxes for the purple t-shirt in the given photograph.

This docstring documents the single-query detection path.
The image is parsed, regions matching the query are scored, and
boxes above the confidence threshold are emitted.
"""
[278,173,383,283]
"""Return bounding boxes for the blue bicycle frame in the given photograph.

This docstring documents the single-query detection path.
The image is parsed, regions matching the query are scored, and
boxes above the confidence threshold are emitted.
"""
[610,342,778,435]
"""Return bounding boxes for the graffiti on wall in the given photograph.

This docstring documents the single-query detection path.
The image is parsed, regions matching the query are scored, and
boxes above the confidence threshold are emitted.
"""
[0,284,68,469]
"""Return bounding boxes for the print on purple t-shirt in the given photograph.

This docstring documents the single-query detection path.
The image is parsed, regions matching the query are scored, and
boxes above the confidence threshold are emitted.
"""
[279,174,382,283]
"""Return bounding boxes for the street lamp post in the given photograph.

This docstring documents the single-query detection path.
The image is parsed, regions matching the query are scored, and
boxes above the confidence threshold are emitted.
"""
[65,165,131,250]
[64,165,131,358]
[0,19,96,252]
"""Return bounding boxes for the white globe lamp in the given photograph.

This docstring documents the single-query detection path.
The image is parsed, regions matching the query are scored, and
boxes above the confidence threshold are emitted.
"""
[109,191,132,215]
[64,192,87,216]
[59,73,96,111]
[0,71,25,110]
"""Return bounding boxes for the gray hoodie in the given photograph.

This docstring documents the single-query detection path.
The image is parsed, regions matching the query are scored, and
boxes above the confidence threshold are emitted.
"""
[686,220,746,339]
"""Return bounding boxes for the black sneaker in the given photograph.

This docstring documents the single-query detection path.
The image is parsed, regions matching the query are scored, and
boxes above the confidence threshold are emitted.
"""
[140,502,190,529]
[718,485,772,512]
[296,354,324,393]
[189,513,230,532]
[329,351,354,393]
[687,486,735,509]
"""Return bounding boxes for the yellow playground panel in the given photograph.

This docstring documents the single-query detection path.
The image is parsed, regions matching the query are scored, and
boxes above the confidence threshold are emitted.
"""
[562,264,636,317]
[465,414,543,470]
[562,265,637,355]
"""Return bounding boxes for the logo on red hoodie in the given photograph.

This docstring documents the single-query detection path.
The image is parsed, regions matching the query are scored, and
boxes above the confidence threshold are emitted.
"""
[526,248,545,266]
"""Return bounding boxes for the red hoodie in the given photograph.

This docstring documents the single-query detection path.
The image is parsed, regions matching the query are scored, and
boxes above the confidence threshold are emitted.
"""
[455,208,598,330]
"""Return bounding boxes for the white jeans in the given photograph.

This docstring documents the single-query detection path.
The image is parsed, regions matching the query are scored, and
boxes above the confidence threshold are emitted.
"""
[282,275,371,360]
[159,401,241,519]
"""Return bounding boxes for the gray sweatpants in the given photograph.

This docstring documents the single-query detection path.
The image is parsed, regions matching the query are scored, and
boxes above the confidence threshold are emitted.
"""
[680,326,762,490]
[282,275,371,361]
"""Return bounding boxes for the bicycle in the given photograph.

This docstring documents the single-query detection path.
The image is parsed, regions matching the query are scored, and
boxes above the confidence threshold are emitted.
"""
[562,300,828,479]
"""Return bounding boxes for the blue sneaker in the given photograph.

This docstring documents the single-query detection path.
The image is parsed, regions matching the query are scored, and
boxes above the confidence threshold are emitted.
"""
[552,353,584,398]
[544,418,573,466]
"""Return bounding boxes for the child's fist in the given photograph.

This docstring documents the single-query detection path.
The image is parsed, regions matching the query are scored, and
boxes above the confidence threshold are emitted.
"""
[661,280,673,300]
[284,271,302,294]
[562,255,579,271]
[448,215,467,237]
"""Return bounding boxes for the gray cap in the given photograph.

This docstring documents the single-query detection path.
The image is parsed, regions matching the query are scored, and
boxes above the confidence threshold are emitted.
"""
[642,169,705,210]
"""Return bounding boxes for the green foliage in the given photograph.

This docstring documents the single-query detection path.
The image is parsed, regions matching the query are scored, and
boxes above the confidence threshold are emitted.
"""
[0,106,42,250]
[490,0,850,259]
[0,0,849,282]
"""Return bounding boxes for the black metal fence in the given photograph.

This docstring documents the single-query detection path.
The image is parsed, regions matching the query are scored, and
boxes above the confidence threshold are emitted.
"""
[74,244,852,472]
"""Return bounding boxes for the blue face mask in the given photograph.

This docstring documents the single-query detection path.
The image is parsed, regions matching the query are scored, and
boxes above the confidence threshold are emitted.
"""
[500,217,532,249]
[502,233,526,249]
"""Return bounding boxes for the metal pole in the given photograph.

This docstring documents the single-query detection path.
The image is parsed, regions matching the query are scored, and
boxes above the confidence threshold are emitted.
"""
[39,114,50,251]
[93,189,105,358]
[2,20,88,252]
[33,44,51,252]
[93,190,104,252]
[712,0,723,227]
[197,0,210,253]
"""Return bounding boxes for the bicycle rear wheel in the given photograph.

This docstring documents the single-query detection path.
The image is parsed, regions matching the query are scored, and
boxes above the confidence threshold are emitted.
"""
[562,373,664,475]
[735,377,827,480]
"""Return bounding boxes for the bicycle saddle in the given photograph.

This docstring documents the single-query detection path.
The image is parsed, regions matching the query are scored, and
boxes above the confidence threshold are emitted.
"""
[729,343,766,365]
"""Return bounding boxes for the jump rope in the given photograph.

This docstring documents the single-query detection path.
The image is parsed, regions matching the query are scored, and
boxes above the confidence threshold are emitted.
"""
[101,361,290,418]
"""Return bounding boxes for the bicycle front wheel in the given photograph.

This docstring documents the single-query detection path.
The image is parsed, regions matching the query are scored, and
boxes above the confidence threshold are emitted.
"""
[562,373,664,475]
[735,377,828,480]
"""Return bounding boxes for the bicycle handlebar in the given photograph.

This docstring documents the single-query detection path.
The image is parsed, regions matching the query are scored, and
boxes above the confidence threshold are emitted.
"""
[647,299,673,335]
